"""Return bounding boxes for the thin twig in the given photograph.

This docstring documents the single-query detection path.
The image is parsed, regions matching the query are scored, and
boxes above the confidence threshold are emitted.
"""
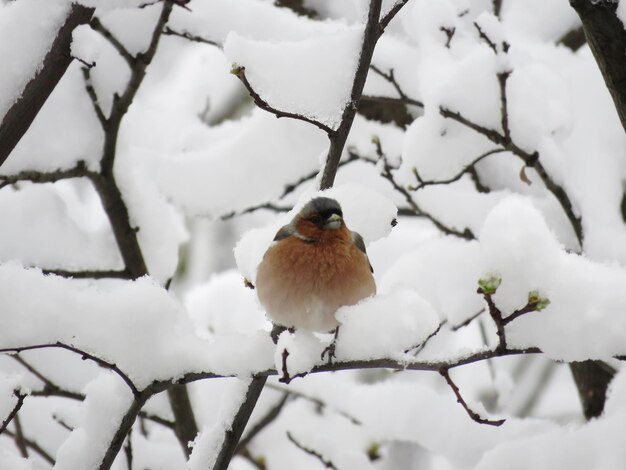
[163,27,220,47]
[265,384,361,425]
[237,392,290,451]
[2,343,139,397]
[379,0,412,33]
[411,149,506,191]
[81,67,108,126]
[212,377,268,470]
[90,17,135,66]
[232,66,334,135]
[286,432,338,469]
[2,428,55,465]
[450,308,485,331]
[42,268,131,279]
[404,321,446,355]
[0,160,95,189]
[369,65,424,108]
[439,368,505,426]
[319,0,383,189]
[0,391,26,435]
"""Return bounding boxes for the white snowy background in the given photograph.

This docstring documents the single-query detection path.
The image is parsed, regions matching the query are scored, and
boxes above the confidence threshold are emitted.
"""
[0,0,625,468]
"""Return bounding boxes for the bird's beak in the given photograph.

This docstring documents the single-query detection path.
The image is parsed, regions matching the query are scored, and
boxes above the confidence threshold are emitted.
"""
[324,213,343,230]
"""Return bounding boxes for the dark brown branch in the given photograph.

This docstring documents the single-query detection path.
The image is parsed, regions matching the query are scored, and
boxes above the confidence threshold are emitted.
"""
[319,0,383,189]
[0,391,26,435]
[287,432,338,469]
[212,377,268,470]
[220,202,291,220]
[379,0,411,32]
[13,413,28,458]
[98,394,149,470]
[404,321,446,355]
[0,160,94,189]
[265,384,361,425]
[232,66,334,135]
[569,0,626,133]
[492,0,502,17]
[237,392,289,451]
[439,368,505,426]
[439,106,583,247]
[163,27,221,47]
[450,309,485,331]
[411,148,506,191]
[570,360,617,419]
[0,4,94,168]
[349,148,475,240]
[557,26,586,51]
[369,65,424,108]
[81,66,108,126]
[90,17,135,67]
[1,343,139,397]
[42,268,131,279]
[2,428,55,465]
[167,386,198,457]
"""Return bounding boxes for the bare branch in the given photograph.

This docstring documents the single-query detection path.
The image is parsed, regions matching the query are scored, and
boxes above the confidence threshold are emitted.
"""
[369,65,424,108]
[212,377,268,470]
[2,428,55,465]
[237,392,290,451]
[82,66,108,127]
[42,268,131,279]
[439,368,505,426]
[232,66,334,135]
[0,391,26,435]
[0,4,94,168]
[287,432,338,469]
[167,385,198,457]
[0,160,95,189]
[90,17,135,67]
[349,147,475,240]
[410,148,507,191]
[319,0,383,189]
[1,343,139,397]
[379,0,412,33]
[163,27,220,47]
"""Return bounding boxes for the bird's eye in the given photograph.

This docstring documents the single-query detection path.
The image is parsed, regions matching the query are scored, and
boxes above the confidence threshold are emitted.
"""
[309,215,322,225]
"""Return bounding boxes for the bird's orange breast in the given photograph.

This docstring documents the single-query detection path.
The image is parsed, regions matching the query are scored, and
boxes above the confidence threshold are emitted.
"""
[256,226,376,332]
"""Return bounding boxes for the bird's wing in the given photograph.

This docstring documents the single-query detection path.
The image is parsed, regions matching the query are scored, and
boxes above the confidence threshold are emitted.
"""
[273,224,293,241]
[351,231,373,273]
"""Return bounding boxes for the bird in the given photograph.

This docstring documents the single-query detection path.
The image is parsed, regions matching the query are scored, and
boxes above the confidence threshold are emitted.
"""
[255,197,376,334]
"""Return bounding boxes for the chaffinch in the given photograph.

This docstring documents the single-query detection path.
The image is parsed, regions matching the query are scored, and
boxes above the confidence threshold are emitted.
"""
[256,197,376,333]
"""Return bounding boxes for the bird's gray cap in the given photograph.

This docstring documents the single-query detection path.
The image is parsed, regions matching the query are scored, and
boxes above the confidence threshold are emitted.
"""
[299,197,343,217]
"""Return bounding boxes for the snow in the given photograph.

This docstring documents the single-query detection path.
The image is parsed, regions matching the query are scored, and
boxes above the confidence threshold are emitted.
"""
[224,26,363,129]
[0,0,70,120]
[336,289,440,359]
[0,263,275,388]
[54,372,134,470]
[480,196,626,361]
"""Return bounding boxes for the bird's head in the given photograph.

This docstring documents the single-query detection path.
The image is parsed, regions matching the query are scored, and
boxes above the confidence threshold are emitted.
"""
[293,197,345,241]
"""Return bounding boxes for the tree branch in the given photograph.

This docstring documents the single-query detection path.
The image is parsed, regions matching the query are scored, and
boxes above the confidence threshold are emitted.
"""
[287,432,338,469]
[569,0,626,133]
[90,17,135,67]
[232,66,334,135]
[212,376,268,470]
[0,391,26,435]
[379,0,412,33]
[1,343,139,397]
[236,392,290,452]
[319,0,383,189]
[439,368,505,426]
[1,428,55,465]
[0,4,95,168]
[163,27,221,47]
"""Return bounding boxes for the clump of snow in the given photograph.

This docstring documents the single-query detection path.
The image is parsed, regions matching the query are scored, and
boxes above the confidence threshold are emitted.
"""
[169,0,348,45]
[224,26,363,129]
[0,263,275,388]
[336,288,440,360]
[380,237,484,326]
[275,330,327,378]
[54,372,134,470]
[480,196,626,361]
[185,270,270,336]
[71,24,103,67]
[0,0,69,120]
[155,112,328,218]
